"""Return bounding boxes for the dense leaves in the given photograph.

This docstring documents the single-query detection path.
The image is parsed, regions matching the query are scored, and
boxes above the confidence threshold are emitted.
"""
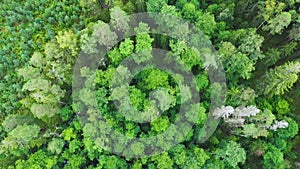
[0,0,300,168]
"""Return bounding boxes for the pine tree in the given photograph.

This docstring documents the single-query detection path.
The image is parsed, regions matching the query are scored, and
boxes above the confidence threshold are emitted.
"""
[262,12,292,35]
[258,61,300,97]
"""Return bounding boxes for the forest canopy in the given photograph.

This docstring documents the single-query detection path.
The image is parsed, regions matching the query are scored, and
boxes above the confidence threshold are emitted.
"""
[0,0,299,168]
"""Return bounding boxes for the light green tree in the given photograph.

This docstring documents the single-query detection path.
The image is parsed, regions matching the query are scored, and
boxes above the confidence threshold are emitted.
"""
[15,150,57,169]
[1,124,41,153]
[263,12,292,35]
[215,140,246,168]
[146,0,168,12]
[47,138,65,154]
[258,61,300,97]
[110,6,130,33]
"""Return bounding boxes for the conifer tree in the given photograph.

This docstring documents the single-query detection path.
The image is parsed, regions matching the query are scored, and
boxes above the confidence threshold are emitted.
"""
[258,61,300,97]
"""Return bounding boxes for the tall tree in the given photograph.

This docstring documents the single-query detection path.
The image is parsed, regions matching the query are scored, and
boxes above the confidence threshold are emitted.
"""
[257,61,300,97]
[263,12,292,35]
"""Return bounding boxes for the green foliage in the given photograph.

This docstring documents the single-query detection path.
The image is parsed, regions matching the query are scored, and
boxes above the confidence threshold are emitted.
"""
[185,103,207,125]
[224,108,276,138]
[279,41,298,57]
[288,25,300,41]
[203,159,225,169]
[227,86,257,106]
[30,103,60,119]
[258,0,285,21]
[151,116,170,133]
[170,144,210,169]
[129,87,147,110]
[150,88,176,112]
[8,124,40,143]
[237,29,264,62]
[69,139,82,153]
[137,68,170,91]
[95,67,116,88]
[218,29,264,62]
[248,110,274,137]
[2,114,35,133]
[80,0,95,8]
[264,48,281,66]
[1,1,300,168]
[62,128,77,142]
[48,138,65,154]
[146,0,168,12]
[258,61,300,97]
[81,20,118,54]
[130,141,145,156]
[215,140,246,168]
[150,152,173,169]
[17,28,81,122]
[0,0,86,116]
[1,124,41,153]
[108,38,134,66]
[218,42,255,81]
[169,40,203,70]
[195,73,209,91]
[60,106,75,122]
[22,78,50,92]
[108,48,123,66]
[15,150,57,169]
[133,23,154,64]
[119,38,134,57]
[263,145,286,169]
[263,12,292,35]
[110,6,130,33]
[276,117,299,139]
[56,30,78,57]
[196,12,217,36]
[275,98,290,115]
[182,3,199,21]
[98,155,127,169]
[62,152,86,169]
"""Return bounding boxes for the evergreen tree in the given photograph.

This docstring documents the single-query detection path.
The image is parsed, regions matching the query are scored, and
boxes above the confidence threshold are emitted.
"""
[258,61,300,97]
